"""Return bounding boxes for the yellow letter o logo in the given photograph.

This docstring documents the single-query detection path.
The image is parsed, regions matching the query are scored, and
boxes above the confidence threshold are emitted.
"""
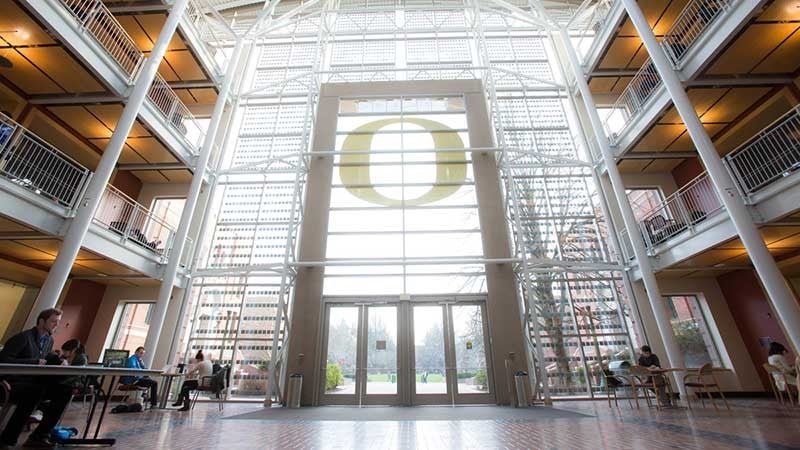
[339,118,466,206]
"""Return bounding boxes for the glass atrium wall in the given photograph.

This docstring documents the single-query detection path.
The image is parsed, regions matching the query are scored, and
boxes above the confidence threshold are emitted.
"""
[179,0,638,400]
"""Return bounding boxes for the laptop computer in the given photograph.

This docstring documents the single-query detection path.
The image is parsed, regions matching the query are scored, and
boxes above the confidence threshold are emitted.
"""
[102,349,129,368]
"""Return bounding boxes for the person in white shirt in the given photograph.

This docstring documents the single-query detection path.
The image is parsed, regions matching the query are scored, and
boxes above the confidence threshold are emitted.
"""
[767,342,797,392]
[173,350,214,411]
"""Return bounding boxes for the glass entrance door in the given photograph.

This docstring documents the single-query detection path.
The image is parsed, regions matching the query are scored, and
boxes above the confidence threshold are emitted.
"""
[321,299,493,405]
[411,302,494,404]
[321,304,400,405]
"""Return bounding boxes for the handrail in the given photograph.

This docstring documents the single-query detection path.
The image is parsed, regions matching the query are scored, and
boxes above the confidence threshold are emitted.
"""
[147,74,206,150]
[636,173,723,249]
[662,0,735,66]
[59,0,145,81]
[603,59,661,139]
[93,184,176,258]
[184,0,228,73]
[724,105,800,196]
[569,0,615,64]
[0,113,92,210]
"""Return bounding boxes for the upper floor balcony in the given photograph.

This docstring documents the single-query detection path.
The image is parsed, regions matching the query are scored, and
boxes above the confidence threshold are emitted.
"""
[0,113,190,284]
[618,105,800,267]
[19,0,208,163]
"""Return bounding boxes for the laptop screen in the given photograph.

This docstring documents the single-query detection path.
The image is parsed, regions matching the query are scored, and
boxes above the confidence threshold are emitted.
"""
[102,349,129,368]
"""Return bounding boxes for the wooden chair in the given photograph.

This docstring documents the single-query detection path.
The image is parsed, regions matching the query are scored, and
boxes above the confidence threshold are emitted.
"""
[114,383,150,409]
[683,363,729,411]
[763,363,795,406]
[605,371,634,409]
[628,366,656,409]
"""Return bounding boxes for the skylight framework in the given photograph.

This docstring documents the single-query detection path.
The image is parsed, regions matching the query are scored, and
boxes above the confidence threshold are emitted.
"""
[178,0,639,403]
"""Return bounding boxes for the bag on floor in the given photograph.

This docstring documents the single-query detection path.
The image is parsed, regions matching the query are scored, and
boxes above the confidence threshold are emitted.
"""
[110,403,143,414]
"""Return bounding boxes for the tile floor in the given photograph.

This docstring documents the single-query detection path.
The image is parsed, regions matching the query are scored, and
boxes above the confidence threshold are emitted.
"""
[48,398,800,450]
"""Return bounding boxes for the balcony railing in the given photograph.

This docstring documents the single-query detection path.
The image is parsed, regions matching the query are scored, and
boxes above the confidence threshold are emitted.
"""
[60,0,144,81]
[185,0,227,74]
[570,0,615,64]
[94,185,176,258]
[663,0,735,66]
[0,114,92,209]
[147,75,205,150]
[603,59,661,139]
[637,173,723,249]
[725,105,800,197]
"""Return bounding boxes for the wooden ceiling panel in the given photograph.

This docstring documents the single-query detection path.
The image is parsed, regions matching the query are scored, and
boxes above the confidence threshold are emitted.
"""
[716,237,744,249]
[666,123,725,151]
[628,46,650,69]
[126,137,178,163]
[164,50,206,81]
[85,104,154,138]
[132,170,169,183]
[134,14,186,51]
[47,106,111,139]
[770,233,800,248]
[757,0,800,21]
[66,263,102,277]
[589,77,618,94]
[0,241,55,260]
[17,47,104,93]
[700,87,770,123]
[642,158,683,173]
[161,169,193,183]
[599,37,642,69]
[706,24,797,75]
[760,226,800,245]
[77,259,141,276]
[0,217,34,233]
[89,139,147,164]
[675,249,746,267]
[612,76,632,94]
[617,159,651,173]
[0,49,62,94]
[618,1,671,35]
[157,59,180,82]
[189,88,218,104]
[652,0,690,36]
[0,3,56,46]
[633,124,686,151]
[752,28,800,74]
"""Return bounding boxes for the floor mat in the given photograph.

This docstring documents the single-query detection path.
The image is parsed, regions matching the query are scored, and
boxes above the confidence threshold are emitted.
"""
[225,405,593,421]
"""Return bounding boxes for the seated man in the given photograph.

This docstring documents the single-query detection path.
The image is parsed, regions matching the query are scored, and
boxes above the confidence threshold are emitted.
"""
[637,345,671,407]
[120,347,158,408]
[0,308,72,450]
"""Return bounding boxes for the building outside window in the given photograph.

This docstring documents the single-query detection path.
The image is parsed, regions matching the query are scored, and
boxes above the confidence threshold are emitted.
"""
[664,295,722,367]
[110,302,154,353]
[626,188,664,222]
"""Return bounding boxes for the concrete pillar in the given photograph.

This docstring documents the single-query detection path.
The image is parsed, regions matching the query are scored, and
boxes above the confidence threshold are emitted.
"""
[26,0,191,329]
[621,0,800,354]
[143,39,245,367]
[556,28,686,391]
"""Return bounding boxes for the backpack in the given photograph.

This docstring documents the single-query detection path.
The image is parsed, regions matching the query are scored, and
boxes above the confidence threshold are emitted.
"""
[209,367,227,394]
[110,403,143,414]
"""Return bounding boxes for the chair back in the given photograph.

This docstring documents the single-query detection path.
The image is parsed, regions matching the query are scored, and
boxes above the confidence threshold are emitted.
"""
[763,363,788,392]
[629,365,651,381]
[697,363,713,376]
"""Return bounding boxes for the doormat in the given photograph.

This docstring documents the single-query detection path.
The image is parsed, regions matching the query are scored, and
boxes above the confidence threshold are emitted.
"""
[225,405,593,421]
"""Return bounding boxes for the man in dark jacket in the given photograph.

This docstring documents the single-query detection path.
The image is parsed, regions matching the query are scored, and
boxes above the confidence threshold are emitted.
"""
[0,308,72,449]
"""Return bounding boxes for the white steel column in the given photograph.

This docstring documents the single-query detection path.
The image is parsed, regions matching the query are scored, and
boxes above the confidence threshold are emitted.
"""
[621,0,800,354]
[143,39,246,367]
[25,0,190,328]
[556,28,686,389]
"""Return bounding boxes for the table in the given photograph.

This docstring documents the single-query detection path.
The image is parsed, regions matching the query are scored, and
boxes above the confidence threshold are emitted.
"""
[0,364,160,446]
[158,372,184,409]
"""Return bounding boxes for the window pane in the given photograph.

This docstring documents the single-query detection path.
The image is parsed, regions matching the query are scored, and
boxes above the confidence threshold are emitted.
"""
[111,303,154,353]
[665,295,722,367]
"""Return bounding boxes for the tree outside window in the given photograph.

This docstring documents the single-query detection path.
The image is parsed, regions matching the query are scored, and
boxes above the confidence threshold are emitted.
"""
[664,295,722,368]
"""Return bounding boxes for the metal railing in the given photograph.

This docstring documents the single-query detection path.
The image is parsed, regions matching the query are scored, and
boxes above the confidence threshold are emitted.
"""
[147,75,206,150]
[725,105,800,197]
[603,59,661,139]
[59,0,145,81]
[570,0,615,64]
[0,114,92,209]
[636,173,723,249]
[662,0,734,66]
[94,185,176,258]
[185,0,227,74]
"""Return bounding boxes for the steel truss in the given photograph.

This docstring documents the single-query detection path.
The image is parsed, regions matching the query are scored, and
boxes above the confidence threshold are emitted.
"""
[177,0,638,405]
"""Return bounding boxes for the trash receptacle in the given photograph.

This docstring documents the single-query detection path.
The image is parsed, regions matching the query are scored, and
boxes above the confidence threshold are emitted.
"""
[287,373,303,409]
[514,371,529,408]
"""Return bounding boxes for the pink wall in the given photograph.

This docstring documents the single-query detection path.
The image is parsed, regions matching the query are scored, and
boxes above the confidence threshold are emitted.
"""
[55,280,106,354]
[671,157,704,188]
[717,270,793,389]
[112,171,142,200]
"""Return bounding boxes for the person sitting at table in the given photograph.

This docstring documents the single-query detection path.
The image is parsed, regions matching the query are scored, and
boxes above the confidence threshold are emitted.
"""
[172,350,213,411]
[0,308,72,450]
[57,339,91,392]
[767,342,797,391]
[637,345,671,407]
[120,346,158,408]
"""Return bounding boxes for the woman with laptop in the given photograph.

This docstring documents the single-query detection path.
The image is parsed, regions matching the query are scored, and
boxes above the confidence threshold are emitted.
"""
[172,350,213,411]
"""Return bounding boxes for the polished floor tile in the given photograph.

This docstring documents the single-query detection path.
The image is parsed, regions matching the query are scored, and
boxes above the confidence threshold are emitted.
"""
[51,398,800,449]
